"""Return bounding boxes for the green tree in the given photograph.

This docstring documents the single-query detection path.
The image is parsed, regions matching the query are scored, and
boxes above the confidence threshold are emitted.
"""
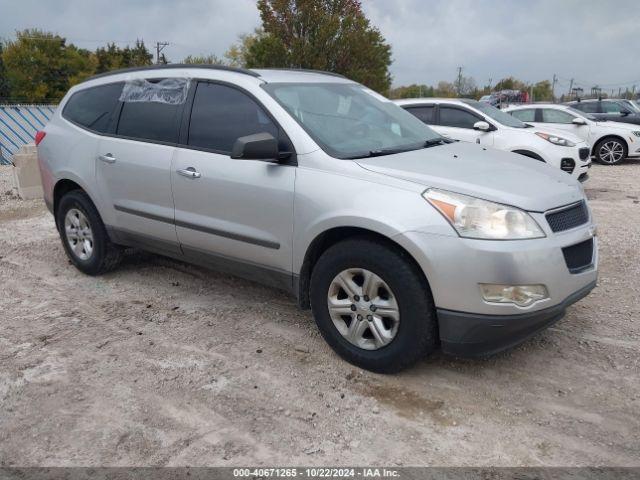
[388,84,434,99]
[240,0,392,93]
[435,81,457,98]
[532,80,553,101]
[493,76,527,92]
[2,29,95,102]
[224,30,260,67]
[95,40,153,74]
[183,54,225,64]
[0,43,10,100]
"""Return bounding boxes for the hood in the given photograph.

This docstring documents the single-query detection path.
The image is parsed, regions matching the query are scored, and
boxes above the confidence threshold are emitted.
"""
[356,142,584,212]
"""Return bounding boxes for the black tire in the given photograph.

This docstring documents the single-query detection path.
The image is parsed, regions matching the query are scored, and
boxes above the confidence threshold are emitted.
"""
[310,236,438,373]
[594,137,627,165]
[56,190,123,275]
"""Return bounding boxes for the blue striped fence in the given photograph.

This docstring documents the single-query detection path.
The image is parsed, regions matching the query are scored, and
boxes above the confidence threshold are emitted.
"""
[0,104,57,165]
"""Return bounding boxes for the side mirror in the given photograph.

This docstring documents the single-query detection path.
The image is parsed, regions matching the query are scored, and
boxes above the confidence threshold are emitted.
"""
[473,121,492,132]
[621,109,631,116]
[231,132,279,162]
[572,117,587,126]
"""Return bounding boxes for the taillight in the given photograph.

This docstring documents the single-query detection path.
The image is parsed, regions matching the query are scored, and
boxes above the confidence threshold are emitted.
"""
[35,131,46,146]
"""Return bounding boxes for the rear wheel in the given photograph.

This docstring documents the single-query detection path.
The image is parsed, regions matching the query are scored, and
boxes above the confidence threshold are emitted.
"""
[310,237,438,373]
[594,137,627,164]
[56,190,123,275]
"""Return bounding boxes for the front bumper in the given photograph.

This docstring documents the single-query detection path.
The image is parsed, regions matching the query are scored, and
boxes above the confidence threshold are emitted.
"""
[396,218,598,356]
[438,280,596,356]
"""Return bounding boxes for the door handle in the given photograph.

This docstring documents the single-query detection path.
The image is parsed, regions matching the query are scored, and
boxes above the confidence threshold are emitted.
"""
[177,167,201,179]
[98,153,116,164]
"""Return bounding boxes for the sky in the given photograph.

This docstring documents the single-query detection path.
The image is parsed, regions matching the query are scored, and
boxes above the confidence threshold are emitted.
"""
[1,0,638,93]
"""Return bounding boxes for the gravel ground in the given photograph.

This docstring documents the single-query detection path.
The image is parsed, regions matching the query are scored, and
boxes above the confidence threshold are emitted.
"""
[0,163,638,467]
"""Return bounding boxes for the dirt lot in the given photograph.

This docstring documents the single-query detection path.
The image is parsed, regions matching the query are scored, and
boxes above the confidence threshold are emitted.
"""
[0,162,638,467]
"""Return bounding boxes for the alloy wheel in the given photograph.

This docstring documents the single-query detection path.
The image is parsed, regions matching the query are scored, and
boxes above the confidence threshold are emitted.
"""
[327,268,400,350]
[64,208,94,261]
[599,140,624,164]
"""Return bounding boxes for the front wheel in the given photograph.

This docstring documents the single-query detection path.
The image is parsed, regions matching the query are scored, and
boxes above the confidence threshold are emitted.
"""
[310,237,438,373]
[594,137,627,164]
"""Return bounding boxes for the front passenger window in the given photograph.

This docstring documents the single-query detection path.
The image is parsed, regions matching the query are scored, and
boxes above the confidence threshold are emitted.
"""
[188,82,279,153]
[541,109,575,124]
[439,107,479,129]
[602,102,624,114]
[510,109,535,122]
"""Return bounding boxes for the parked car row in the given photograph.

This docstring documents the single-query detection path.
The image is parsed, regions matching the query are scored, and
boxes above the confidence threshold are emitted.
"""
[504,104,640,165]
[394,98,591,180]
[399,97,640,166]
[568,98,640,125]
[37,66,598,372]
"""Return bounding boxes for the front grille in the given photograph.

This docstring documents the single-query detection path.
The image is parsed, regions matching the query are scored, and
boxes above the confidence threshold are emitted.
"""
[562,238,594,273]
[546,201,589,233]
[579,147,590,160]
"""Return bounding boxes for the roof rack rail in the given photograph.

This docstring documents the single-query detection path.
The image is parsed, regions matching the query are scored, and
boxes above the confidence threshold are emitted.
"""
[257,67,346,79]
[84,64,261,82]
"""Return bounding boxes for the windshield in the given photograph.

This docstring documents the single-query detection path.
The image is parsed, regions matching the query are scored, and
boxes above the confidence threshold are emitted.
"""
[461,99,528,128]
[262,82,442,159]
[626,100,640,113]
[566,106,597,121]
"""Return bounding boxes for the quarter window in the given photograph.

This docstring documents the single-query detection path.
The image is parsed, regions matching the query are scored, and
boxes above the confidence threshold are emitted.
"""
[541,109,575,124]
[405,106,435,124]
[439,107,480,129]
[63,82,123,133]
[188,82,278,153]
[510,109,535,122]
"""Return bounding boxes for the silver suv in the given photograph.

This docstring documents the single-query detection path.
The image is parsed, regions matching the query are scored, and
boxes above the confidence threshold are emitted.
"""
[37,66,598,372]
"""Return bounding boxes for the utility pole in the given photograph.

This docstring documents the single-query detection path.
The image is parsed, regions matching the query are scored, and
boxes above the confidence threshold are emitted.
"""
[155,41,169,64]
[456,66,463,96]
[488,77,493,91]
[592,86,602,98]
[552,74,557,102]
[568,78,574,99]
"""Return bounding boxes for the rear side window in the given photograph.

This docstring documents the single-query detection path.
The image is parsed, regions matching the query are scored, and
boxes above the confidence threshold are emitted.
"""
[574,102,599,114]
[405,106,435,124]
[63,82,123,133]
[188,82,278,153]
[510,109,535,122]
[439,107,479,129]
[116,79,184,143]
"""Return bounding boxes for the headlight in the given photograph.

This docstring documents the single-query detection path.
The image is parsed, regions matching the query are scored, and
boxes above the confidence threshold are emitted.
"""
[535,132,576,147]
[423,189,545,240]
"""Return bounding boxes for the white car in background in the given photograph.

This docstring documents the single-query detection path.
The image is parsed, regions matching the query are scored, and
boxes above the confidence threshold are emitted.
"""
[504,103,640,165]
[395,98,591,181]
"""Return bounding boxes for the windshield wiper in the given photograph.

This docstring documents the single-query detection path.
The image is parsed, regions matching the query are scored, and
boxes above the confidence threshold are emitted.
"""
[424,137,453,147]
[346,137,453,159]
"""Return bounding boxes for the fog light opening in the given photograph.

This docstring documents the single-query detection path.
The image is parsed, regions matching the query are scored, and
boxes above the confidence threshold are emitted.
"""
[480,284,549,307]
